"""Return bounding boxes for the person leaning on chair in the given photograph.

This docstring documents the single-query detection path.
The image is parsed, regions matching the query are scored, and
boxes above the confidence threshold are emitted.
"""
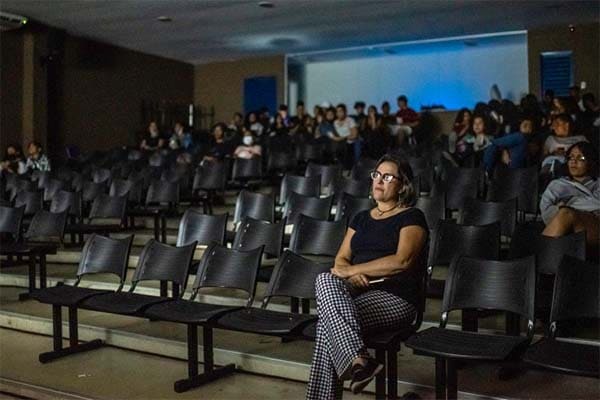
[306,153,429,399]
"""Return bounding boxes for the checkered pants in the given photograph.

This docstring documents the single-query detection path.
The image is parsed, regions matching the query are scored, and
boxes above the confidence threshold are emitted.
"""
[306,273,416,400]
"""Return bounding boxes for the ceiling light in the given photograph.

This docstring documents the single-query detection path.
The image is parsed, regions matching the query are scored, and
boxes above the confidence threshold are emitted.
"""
[258,1,274,8]
[157,16,172,22]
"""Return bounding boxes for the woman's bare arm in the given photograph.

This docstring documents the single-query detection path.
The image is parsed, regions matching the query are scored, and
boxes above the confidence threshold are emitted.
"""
[333,228,355,269]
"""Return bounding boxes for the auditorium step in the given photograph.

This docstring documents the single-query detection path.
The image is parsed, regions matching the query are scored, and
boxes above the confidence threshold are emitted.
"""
[1,287,598,400]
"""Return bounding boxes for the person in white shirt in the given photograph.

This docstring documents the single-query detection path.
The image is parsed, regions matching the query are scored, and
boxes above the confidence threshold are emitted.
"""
[234,129,262,159]
[334,103,361,166]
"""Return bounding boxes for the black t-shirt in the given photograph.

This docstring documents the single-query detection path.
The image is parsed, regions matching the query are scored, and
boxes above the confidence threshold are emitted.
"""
[349,207,429,308]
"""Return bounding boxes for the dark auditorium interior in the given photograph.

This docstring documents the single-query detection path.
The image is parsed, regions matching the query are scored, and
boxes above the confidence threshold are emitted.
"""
[0,1,599,399]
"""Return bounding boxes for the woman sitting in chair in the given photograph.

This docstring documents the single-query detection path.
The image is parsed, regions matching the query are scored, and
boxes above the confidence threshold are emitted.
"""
[306,154,429,399]
[540,141,599,258]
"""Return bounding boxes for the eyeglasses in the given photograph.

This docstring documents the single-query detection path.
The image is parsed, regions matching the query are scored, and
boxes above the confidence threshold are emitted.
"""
[370,170,400,183]
[567,155,587,163]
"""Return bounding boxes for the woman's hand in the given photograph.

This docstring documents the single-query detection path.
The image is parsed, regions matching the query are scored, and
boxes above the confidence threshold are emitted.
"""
[330,265,354,279]
[347,274,370,288]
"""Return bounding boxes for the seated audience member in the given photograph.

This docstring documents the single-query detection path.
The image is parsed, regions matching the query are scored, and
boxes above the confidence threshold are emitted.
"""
[549,97,569,122]
[306,154,428,398]
[380,101,395,125]
[25,141,51,172]
[234,129,262,159]
[275,104,291,127]
[317,107,337,140]
[353,101,367,129]
[472,114,493,152]
[203,123,231,163]
[168,121,193,151]
[580,93,600,148]
[1,144,26,174]
[334,103,361,165]
[483,117,535,173]
[446,108,474,163]
[395,95,420,146]
[541,89,555,116]
[362,105,391,160]
[140,121,165,151]
[540,141,599,256]
[541,113,588,178]
[246,112,264,138]
[290,101,307,128]
[228,112,244,135]
[269,115,294,154]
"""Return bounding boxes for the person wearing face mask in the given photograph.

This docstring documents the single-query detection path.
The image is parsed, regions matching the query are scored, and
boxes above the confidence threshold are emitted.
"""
[306,154,428,399]
[234,129,262,159]
[140,121,165,151]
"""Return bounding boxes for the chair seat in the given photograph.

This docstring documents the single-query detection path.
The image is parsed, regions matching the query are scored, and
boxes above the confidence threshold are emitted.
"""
[144,300,241,324]
[30,285,111,307]
[218,308,317,335]
[405,327,529,361]
[80,291,172,315]
[523,338,600,378]
[302,321,316,340]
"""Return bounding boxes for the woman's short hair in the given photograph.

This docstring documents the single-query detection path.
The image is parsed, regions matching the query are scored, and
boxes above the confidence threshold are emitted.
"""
[374,153,417,206]
[567,141,599,178]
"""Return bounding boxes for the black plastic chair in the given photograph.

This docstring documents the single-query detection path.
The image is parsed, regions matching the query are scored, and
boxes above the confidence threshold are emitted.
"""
[8,179,36,201]
[487,166,539,218]
[295,143,323,164]
[80,239,197,315]
[233,190,275,224]
[427,220,501,310]
[50,190,82,219]
[305,162,342,191]
[335,193,373,222]
[406,255,536,400]
[67,194,127,244]
[177,209,227,247]
[217,250,329,336]
[81,181,107,203]
[508,227,586,330]
[351,157,378,181]
[128,179,180,242]
[267,150,298,174]
[42,179,66,202]
[459,197,517,238]
[231,157,263,187]
[24,209,68,244]
[144,243,264,393]
[329,176,370,201]
[415,194,446,231]
[191,162,228,214]
[523,255,599,378]
[109,178,143,204]
[282,192,333,226]
[92,168,112,185]
[279,174,320,205]
[290,214,346,259]
[434,167,482,211]
[14,190,43,216]
[30,234,133,363]
[0,205,24,242]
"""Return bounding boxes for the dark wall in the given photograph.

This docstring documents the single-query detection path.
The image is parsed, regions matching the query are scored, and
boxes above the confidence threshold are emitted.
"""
[57,35,194,155]
[0,27,194,160]
[0,31,24,152]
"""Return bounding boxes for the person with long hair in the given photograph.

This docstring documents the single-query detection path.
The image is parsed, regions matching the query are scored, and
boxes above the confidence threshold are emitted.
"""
[541,141,599,257]
[306,154,428,399]
[25,141,51,172]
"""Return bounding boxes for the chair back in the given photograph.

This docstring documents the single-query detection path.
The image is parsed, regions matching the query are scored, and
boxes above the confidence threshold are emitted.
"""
[549,255,599,337]
[233,190,274,223]
[77,234,133,286]
[131,239,197,294]
[176,209,227,246]
[192,242,264,306]
[290,214,346,257]
[283,192,333,226]
[262,250,331,307]
[233,217,285,258]
[442,255,536,335]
